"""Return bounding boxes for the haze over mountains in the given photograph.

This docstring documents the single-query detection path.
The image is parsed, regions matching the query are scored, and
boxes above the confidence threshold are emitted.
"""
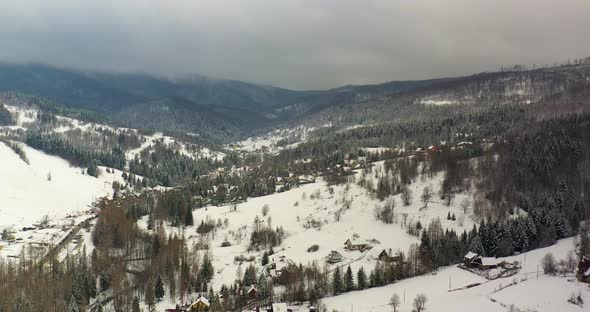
[2,60,590,143]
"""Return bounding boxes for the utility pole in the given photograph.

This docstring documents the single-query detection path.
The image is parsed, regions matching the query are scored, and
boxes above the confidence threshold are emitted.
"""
[449,273,452,289]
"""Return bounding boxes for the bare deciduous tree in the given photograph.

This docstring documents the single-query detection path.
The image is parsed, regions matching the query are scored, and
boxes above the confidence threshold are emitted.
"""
[421,186,432,208]
[413,293,428,312]
[390,293,401,311]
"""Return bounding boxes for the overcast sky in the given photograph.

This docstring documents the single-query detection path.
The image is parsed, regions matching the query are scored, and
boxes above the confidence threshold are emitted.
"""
[1,0,589,90]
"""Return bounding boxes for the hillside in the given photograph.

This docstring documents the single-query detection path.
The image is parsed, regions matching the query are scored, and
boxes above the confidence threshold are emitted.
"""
[323,237,588,312]
[0,63,454,141]
[1,60,590,312]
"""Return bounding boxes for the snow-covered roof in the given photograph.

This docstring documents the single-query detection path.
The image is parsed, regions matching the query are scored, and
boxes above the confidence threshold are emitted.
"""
[194,296,210,307]
[272,303,288,312]
[464,252,478,260]
[480,257,498,266]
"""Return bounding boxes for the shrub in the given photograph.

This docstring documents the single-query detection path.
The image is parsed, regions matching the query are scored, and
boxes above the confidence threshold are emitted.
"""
[541,253,557,275]
[307,244,319,252]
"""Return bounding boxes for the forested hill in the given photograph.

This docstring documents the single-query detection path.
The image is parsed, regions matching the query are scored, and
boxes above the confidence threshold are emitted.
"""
[0,63,448,141]
[1,60,590,142]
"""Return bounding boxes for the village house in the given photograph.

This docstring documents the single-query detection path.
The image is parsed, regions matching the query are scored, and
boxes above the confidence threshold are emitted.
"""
[269,255,291,278]
[577,257,590,283]
[462,252,504,270]
[479,257,502,270]
[344,239,372,252]
[378,249,401,263]
[327,250,343,264]
[463,252,479,267]
[247,285,258,299]
[187,296,210,311]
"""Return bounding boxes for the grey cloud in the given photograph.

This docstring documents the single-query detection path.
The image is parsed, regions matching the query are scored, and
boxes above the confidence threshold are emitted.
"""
[0,0,589,89]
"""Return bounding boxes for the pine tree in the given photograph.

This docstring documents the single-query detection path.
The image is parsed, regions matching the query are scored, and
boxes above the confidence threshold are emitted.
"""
[332,267,343,295]
[356,267,367,290]
[468,235,484,255]
[68,294,79,312]
[155,275,165,301]
[184,207,194,226]
[200,253,214,282]
[419,229,434,271]
[261,251,269,266]
[579,225,590,258]
[553,211,568,238]
[344,266,355,292]
[309,287,318,304]
[132,296,140,312]
[242,264,257,286]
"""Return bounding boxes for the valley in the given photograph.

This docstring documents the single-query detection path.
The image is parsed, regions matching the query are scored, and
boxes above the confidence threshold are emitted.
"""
[1,61,590,312]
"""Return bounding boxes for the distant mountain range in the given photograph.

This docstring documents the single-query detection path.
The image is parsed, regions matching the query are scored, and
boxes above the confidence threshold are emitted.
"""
[1,62,589,142]
[0,63,449,141]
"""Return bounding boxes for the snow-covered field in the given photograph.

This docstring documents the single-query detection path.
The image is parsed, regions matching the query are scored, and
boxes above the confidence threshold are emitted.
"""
[140,162,588,312]
[0,141,124,257]
[232,124,331,154]
[322,238,588,312]
[125,131,225,162]
[140,163,476,294]
[1,104,226,163]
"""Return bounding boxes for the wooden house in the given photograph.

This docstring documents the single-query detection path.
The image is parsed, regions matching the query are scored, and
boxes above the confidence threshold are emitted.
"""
[462,252,479,267]
[378,249,401,263]
[188,296,210,311]
[479,257,501,270]
[247,285,258,299]
[327,250,343,264]
[577,257,590,283]
[344,239,372,252]
[462,252,504,270]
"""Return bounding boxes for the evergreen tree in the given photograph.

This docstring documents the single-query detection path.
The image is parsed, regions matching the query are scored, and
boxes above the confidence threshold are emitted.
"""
[155,275,165,301]
[332,267,343,295]
[344,266,355,292]
[68,294,79,312]
[356,267,367,290]
[242,264,257,286]
[184,207,194,226]
[468,235,484,255]
[200,253,214,283]
[309,287,318,305]
[261,251,269,266]
[579,225,590,258]
[132,296,140,312]
[419,229,434,271]
[87,162,99,177]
